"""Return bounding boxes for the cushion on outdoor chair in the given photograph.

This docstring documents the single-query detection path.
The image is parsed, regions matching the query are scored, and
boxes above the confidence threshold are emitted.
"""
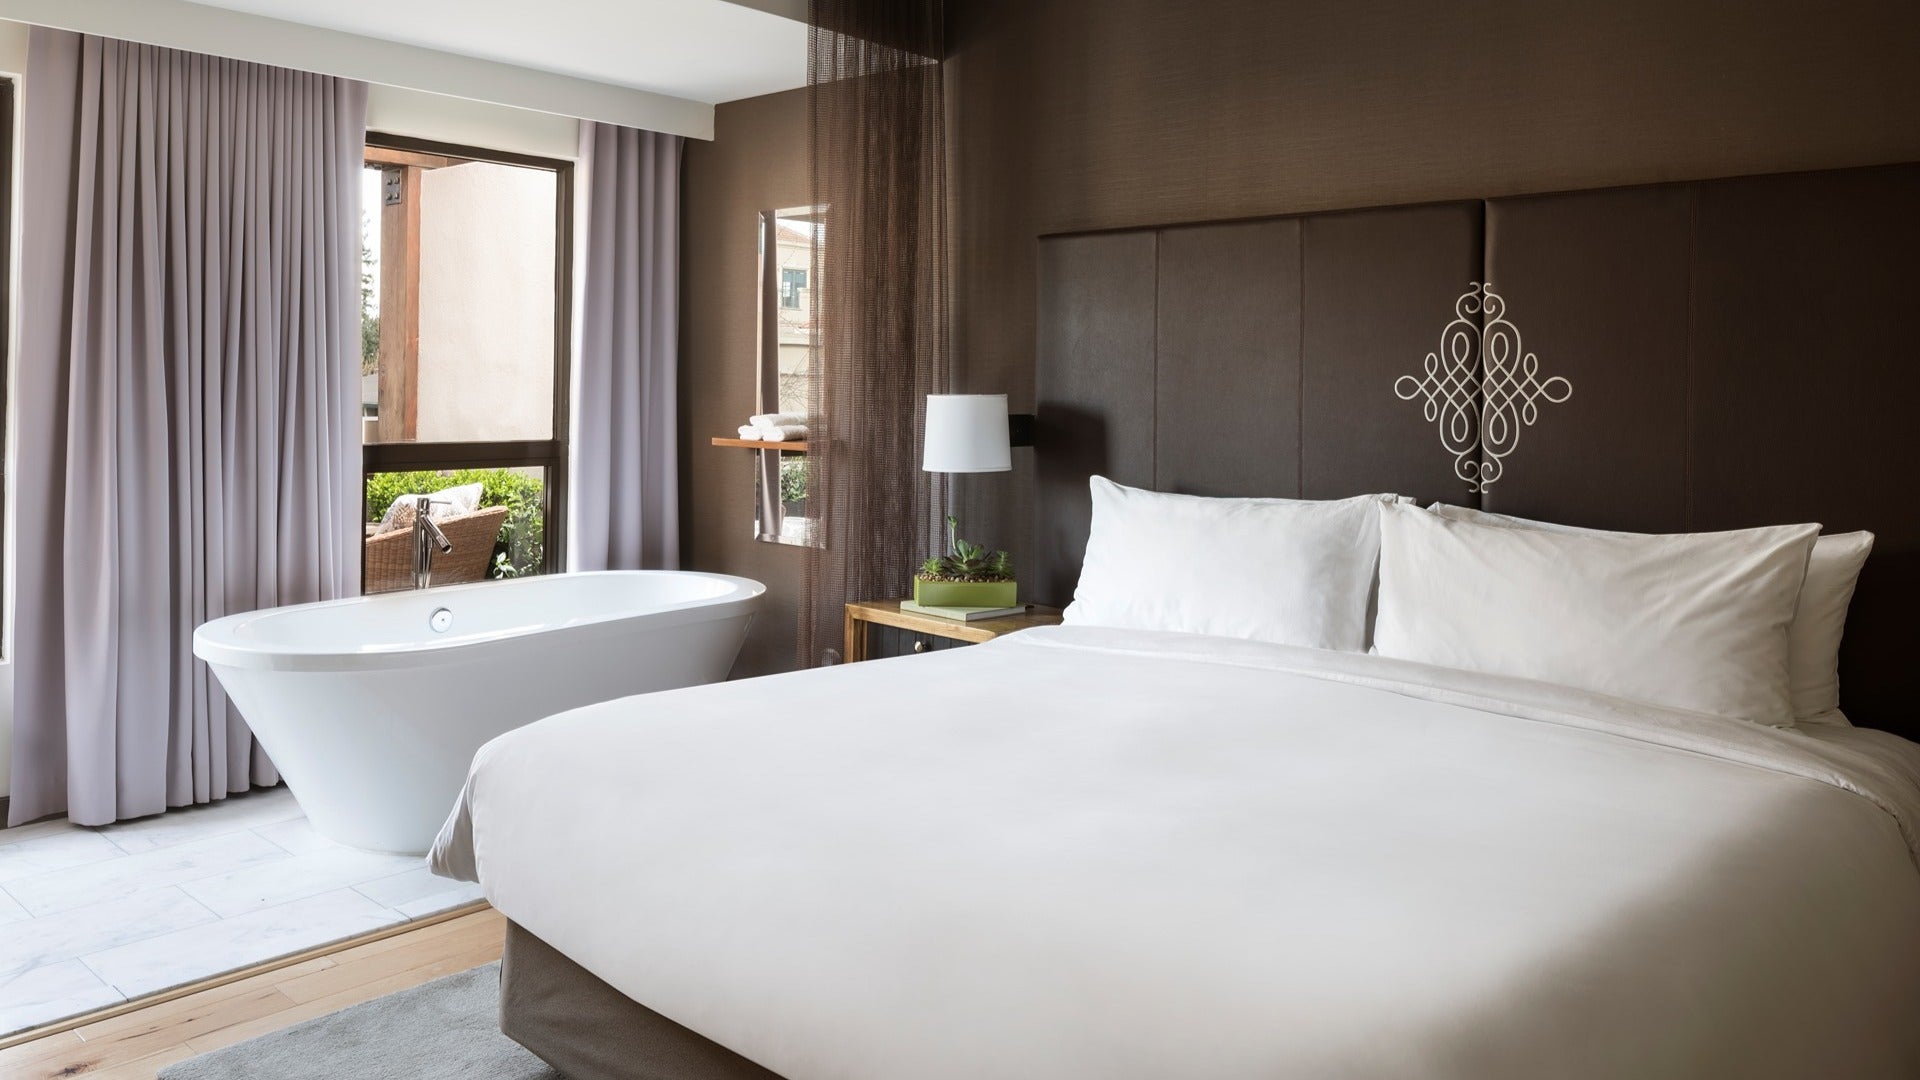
[375,483,483,534]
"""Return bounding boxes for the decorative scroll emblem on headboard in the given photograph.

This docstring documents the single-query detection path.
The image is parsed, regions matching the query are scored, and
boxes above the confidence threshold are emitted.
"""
[1394,283,1572,491]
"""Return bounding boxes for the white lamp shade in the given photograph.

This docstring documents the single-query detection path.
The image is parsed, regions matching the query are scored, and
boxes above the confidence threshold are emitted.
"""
[922,394,1012,473]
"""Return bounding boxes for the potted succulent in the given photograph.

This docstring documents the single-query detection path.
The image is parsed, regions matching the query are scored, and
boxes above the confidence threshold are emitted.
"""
[914,516,1017,608]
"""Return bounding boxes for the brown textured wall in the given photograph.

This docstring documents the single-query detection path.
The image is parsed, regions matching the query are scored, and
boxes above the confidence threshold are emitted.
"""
[681,88,810,677]
[684,1,1920,676]
[946,0,1920,567]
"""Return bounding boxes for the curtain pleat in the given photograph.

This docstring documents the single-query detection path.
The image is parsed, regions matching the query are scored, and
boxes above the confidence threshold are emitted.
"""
[800,0,951,666]
[9,29,366,827]
[571,122,684,572]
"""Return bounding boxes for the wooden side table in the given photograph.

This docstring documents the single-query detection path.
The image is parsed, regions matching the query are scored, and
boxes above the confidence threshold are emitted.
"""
[843,600,1065,662]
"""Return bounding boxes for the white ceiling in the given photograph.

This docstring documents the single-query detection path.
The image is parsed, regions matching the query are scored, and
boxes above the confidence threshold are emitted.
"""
[177,0,808,105]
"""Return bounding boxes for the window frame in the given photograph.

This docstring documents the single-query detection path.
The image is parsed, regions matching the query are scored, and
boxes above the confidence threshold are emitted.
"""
[0,79,12,654]
[359,132,574,582]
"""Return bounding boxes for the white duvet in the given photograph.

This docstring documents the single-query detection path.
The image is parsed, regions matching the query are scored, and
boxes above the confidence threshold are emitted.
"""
[431,626,1920,1080]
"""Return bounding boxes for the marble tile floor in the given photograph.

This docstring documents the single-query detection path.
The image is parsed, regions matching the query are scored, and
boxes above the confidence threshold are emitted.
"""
[0,786,484,1037]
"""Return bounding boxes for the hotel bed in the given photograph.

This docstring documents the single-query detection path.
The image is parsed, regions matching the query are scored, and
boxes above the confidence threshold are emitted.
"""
[432,160,1920,1079]
[432,625,1920,1080]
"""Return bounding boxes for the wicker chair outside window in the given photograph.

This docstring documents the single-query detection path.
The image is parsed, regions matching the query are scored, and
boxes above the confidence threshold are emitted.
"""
[363,506,513,594]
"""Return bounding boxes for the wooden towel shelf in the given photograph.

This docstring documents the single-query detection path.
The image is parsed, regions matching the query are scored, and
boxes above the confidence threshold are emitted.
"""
[711,437,809,452]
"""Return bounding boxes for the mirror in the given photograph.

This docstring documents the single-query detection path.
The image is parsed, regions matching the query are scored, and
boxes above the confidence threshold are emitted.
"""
[755,206,824,547]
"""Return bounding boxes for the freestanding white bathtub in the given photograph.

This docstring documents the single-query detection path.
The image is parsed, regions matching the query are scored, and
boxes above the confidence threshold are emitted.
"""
[193,571,764,853]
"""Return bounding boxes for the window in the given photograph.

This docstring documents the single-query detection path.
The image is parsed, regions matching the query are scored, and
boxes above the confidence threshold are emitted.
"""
[767,208,822,419]
[359,135,572,591]
[755,207,824,547]
[779,267,807,309]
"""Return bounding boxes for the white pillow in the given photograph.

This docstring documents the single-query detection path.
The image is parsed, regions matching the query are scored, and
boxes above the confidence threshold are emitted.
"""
[1787,531,1873,720]
[1375,503,1819,726]
[1425,504,1873,722]
[376,482,484,534]
[1063,478,1395,651]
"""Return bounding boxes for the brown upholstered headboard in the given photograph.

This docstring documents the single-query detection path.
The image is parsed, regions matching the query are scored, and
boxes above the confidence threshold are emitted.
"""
[1034,162,1919,736]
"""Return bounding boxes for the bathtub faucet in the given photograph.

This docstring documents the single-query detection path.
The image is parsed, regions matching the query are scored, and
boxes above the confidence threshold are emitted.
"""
[413,496,455,590]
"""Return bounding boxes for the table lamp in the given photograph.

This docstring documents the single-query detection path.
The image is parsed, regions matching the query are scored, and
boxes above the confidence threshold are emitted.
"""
[915,394,1018,609]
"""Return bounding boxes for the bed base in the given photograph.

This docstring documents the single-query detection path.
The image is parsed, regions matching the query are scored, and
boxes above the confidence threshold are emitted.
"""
[501,920,786,1080]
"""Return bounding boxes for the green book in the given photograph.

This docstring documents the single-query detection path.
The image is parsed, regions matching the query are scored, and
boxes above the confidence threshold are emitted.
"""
[900,599,1029,622]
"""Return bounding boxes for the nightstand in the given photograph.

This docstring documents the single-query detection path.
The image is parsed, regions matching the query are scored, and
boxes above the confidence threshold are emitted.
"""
[843,599,1065,662]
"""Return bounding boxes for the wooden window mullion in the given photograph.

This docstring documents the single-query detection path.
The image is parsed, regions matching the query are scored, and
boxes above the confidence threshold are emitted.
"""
[376,164,422,442]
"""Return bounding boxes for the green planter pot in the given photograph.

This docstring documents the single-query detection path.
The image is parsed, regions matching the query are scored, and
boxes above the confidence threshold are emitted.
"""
[913,577,1018,609]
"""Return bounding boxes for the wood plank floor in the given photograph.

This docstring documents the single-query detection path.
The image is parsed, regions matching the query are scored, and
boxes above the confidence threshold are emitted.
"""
[0,907,505,1080]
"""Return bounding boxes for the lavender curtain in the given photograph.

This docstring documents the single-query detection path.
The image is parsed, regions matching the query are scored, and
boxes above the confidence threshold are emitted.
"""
[571,122,683,571]
[9,29,366,827]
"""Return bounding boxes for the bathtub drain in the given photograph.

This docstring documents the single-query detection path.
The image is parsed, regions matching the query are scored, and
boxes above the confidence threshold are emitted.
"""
[429,607,454,633]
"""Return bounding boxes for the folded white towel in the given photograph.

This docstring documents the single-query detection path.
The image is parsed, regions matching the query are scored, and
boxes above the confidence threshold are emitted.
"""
[749,412,803,428]
[755,423,809,442]
[737,424,762,440]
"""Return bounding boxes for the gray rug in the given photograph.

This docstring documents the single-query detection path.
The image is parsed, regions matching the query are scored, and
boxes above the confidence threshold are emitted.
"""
[160,963,560,1080]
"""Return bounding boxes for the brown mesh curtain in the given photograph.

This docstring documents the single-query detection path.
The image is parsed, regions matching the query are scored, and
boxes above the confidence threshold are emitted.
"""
[801,0,950,665]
